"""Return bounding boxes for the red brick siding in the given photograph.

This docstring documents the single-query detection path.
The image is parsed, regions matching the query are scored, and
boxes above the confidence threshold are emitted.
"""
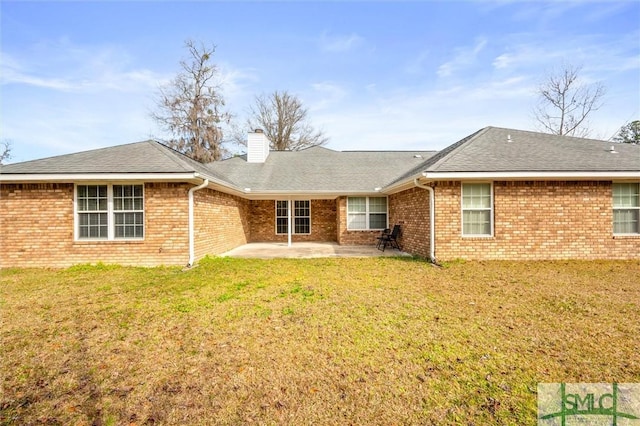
[434,181,639,260]
[388,187,431,257]
[248,199,336,242]
[194,188,250,260]
[0,182,191,267]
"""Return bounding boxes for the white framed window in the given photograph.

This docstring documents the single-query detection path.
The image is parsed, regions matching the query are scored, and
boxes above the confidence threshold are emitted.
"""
[613,182,640,235]
[77,185,108,239]
[462,183,493,237]
[347,197,388,230]
[275,200,311,235]
[76,184,144,240]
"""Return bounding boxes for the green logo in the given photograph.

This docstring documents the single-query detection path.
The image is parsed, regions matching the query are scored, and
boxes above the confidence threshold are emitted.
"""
[538,383,640,425]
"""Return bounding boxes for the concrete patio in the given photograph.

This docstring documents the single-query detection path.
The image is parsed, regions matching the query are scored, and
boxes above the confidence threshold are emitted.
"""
[220,242,411,259]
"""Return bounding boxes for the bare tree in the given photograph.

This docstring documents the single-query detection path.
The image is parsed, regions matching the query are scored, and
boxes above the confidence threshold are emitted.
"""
[238,90,328,151]
[533,64,605,137]
[152,40,230,162]
[612,120,640,144]
[0,140,12,165]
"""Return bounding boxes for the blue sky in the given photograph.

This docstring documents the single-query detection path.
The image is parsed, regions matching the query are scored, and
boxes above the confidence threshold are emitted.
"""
[2,1,639,163]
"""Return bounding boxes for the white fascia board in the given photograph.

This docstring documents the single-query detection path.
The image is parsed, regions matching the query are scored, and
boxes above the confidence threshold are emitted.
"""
[0,172,247,195]
[421,171,640,180]
[381,174,424,194]
[382,170,640,194]
[241,190,385,200]
[0,173,200,183]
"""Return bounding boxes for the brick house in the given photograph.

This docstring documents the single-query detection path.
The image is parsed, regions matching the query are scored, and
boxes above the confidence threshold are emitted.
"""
[1,127,638,267]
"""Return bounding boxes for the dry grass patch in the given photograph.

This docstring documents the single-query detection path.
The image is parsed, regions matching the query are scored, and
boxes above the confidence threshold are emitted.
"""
[1,258,639,425]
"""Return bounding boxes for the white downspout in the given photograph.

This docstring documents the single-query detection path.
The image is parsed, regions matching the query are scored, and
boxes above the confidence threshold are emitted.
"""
[187,179,209,267]
[414,178,436,263]
[287,198,292,247]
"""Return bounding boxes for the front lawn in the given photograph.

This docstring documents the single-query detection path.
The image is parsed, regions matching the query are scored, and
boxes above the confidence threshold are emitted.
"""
[1,258,639,425]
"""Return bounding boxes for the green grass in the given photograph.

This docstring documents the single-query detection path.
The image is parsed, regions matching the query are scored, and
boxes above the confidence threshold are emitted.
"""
[1,257,639,425]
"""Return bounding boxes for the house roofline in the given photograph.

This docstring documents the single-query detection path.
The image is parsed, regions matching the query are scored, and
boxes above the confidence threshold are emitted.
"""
[0,172,203,183]
[383,170,640,193]
[420,171,640,180]
[239,190,386,200]
[0,173,387,200]
[0,171,247,193]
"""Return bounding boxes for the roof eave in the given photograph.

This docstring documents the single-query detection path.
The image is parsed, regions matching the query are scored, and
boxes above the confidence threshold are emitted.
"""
[240,189,386,200]
[382,170,640,193]
[381,172,426,194]
[420,171,640,180]
[0,172,202,183]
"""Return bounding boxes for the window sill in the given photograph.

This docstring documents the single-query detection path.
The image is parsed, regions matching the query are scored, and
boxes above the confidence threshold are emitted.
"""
[613,234,640,239]
[74,239,145,244]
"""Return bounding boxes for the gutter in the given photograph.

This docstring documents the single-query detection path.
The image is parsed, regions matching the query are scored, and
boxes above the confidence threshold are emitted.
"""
[413,179,436,263]
[187,178,209,267]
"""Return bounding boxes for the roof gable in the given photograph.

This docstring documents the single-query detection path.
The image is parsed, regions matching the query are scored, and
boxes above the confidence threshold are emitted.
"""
[426,127,640,173]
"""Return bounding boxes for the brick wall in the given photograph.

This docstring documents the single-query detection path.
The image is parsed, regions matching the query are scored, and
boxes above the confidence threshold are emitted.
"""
[433,181,639,260]
[248,199,336,242]
[0,182,191,268]
[336,197,381,245]
[388,187,431,257]
[194,188,250,259]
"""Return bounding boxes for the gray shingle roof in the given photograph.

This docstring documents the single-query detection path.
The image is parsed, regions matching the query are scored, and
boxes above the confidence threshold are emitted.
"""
[207,146,436,192]
[3,127,638,195]
[425,127,640,173]
[0,140,230,182]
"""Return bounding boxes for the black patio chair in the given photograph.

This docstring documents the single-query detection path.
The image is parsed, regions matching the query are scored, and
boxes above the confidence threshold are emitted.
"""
[376,228,390,250]
[377,224,401,251]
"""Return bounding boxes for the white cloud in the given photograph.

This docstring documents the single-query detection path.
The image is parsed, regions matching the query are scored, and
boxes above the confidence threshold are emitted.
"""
[1,42,167,94]
[437,37,488,77]
[318,32,365,53]
[218,64,261,108]
[491,31,640,75]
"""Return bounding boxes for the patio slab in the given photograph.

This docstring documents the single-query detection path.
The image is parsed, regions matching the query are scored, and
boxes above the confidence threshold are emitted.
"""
[220,242,410,259]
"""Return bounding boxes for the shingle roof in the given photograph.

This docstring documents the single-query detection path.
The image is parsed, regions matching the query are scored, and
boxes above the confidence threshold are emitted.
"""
[207,146,437,192]
[425,127,640,173]
[3,127,638,195]
[0,140,230,182]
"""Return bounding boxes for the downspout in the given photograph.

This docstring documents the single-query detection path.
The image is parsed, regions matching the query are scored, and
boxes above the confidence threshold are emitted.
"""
[287,198,292,247]
[414,179,436,263]
[187,179,209,267]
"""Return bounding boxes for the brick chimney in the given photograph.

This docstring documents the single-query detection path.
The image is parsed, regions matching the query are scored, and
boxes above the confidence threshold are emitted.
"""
[247,129,270,163]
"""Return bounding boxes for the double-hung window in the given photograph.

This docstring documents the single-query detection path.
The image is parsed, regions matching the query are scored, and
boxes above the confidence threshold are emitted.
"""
[113,185,144,238]
[76,184,144,240]
[461,183,493,236]
[77,185,108,239]
[275,200,311,235]
[347,197,388,230]
[613,183,640,235]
